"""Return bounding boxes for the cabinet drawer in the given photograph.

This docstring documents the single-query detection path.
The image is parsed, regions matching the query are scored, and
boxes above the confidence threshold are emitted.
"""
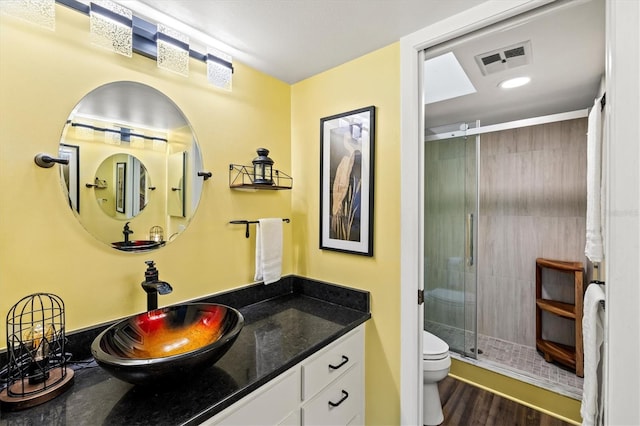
[203,368,299,425]
[301,328,363,400]
[301,364,363,426]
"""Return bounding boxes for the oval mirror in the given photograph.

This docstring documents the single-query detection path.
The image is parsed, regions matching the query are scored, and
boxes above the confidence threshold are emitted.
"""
[58,81,204,252]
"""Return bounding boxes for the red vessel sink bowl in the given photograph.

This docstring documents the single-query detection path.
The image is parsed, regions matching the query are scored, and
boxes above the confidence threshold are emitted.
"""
[91,303,244,385]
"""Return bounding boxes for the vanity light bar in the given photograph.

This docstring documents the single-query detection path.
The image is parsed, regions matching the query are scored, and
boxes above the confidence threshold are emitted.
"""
[89,1,133,57]
[54,0,234,72]
[89,1,131,27]
[71,122,168,142]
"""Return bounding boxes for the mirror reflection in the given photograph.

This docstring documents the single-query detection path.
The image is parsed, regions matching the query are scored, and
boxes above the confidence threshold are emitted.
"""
[58,81,204,252]
[92,154,150,219]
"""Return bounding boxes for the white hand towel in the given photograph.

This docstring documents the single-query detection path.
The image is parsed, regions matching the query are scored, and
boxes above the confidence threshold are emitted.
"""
[585,96,604,262]
[254,218,283,285]
[581,283,606,426]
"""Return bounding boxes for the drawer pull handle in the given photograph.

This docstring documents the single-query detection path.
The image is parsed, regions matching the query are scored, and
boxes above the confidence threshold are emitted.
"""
[329,355,349,370]
[328,390,349,408]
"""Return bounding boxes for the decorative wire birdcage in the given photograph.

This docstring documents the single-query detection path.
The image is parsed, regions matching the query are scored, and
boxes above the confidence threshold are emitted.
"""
[0,293,74,411]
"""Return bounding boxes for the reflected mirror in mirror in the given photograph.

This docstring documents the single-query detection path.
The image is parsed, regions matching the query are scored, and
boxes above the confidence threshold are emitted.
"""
[58,81,204,252]
[92,153,150,219]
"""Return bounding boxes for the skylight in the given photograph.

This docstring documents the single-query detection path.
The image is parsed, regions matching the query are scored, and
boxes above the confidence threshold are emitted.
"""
[424,52,477,104]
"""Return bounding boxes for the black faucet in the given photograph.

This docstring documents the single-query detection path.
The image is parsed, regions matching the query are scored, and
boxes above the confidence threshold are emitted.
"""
[123,222,134,244]
[141,260,173,311]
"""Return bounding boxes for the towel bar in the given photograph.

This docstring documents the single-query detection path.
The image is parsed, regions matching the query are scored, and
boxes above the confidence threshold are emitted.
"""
[230,218,290,238]
[589,280,606,310]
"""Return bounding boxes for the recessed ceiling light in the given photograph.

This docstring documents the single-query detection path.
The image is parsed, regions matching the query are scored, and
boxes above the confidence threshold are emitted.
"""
[499,76,531,89]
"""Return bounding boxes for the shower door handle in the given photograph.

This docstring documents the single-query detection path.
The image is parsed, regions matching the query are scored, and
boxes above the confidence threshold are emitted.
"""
[466,213,474,266]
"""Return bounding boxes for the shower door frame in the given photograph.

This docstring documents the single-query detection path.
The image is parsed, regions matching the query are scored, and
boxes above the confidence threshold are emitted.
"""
[423,123,480,359]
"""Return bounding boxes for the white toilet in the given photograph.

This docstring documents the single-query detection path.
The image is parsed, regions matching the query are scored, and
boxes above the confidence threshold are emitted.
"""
[423,331,451,426]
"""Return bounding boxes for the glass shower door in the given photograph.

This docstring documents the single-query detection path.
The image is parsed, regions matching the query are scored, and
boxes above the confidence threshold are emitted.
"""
[423,125,478,357]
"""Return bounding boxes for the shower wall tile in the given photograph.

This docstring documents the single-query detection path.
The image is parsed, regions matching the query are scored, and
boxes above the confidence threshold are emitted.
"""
[505,215,539,280]
[479,154,501,215]
[479,215,539,281]
[541,311,575,346]
[534,216,586,262]
[483,128,517,156]
[538,148,567,217]
[477,273,501,338]
[519,277,537,345]
[540,267,577,304]
[477,118,587,347]
[477,274,536,345]
[478,215,504,278]
[514,126,534,152]
[565,118,588,149]
[513,151,535,216]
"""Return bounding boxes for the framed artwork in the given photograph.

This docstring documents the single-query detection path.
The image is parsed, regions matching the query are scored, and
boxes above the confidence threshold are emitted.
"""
[320,106,375,256]
[116,162,126,214]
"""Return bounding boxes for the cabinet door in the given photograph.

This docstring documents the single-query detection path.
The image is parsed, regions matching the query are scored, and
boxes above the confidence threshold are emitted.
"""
[301,328,363,400]
[301,364,363,426]
[278,409,301,425]
[203,368,299,426]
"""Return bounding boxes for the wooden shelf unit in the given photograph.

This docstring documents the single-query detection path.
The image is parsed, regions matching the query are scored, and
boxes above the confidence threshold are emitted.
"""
[535,258,584,377]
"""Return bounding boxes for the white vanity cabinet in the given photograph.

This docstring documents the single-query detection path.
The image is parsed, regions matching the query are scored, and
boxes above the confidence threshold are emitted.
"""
[203,325,365,426]
[300,326,364,425]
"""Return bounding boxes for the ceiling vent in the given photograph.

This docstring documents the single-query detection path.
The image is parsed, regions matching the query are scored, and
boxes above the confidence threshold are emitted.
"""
[474,41,532,76]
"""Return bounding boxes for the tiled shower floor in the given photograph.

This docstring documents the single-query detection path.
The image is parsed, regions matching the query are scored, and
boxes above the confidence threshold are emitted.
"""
[426,321,583,399]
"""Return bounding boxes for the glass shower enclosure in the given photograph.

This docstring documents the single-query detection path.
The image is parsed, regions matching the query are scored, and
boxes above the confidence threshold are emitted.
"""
[423,123,478,357]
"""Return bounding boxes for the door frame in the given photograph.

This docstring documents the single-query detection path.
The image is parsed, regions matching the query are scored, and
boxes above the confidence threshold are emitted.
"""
[402,1,640,425]
[400,1,559,424]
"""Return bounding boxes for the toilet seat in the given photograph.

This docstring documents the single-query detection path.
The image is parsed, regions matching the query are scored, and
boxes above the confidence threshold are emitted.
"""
[423,331,449,360]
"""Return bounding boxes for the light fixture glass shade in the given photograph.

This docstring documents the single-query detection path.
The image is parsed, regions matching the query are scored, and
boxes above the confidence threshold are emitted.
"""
[73,123,94,140]
[89,0,133,57]
[104,126,121,145]
[0,0,55,30]
[130,135,145,149]
[207,48,233,91]
[157,24,189,77]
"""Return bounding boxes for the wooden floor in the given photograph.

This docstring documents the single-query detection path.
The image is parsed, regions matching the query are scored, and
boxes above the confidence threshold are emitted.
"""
[438,376,573,426]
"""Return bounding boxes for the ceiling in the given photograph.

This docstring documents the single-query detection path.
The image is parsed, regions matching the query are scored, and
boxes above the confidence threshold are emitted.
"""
[104,0,603,132]
[128,0,487,84]
[424,0,605,130]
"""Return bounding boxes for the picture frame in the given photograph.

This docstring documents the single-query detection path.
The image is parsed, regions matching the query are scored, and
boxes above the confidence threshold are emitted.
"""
[116,162,126,214]
[320,106,375,256]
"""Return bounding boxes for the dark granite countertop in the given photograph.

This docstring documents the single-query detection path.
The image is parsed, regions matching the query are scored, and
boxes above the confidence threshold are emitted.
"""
[0,276,370,426]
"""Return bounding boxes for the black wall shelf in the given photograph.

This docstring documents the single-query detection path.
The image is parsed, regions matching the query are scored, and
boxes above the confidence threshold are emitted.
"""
[229,164,292,190]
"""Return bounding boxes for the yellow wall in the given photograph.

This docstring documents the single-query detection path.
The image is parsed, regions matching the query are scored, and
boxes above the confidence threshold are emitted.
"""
[291,44,402,425]
[0,6,292,336]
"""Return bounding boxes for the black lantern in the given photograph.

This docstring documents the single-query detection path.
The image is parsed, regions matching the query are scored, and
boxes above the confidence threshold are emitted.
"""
[252,148,274,185]
[0,293,74,411]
